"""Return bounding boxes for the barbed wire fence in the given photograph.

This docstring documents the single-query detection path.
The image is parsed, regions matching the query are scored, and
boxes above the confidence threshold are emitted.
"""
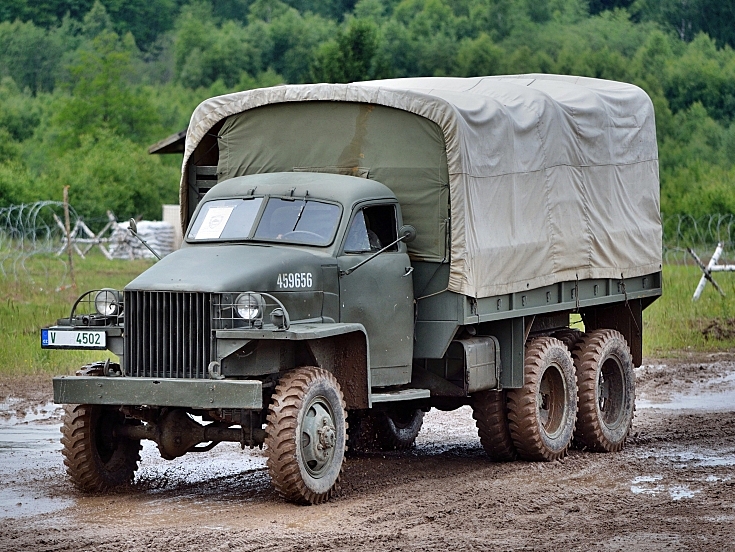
[0,202,115,289]
[662,214,735,265]
[2,202,735,286]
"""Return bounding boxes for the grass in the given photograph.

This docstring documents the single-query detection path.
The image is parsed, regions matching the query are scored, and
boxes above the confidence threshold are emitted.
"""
[643,264,735,357]
[0,253,733,375]
[0,251,154,376]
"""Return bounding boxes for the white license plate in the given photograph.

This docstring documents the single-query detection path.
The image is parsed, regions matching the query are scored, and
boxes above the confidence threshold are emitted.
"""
[41,329,106,349]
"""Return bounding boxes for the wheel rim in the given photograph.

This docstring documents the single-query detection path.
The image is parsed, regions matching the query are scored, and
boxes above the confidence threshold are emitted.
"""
[300,395,337,478]
[598,355,625,429]
[537,363,567,438]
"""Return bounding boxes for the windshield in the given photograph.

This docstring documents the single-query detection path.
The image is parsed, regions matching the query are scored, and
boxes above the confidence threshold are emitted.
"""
[188,197,341,246]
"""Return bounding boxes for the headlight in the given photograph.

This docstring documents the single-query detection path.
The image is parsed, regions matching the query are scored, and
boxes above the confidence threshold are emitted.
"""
[94,289,122,316]
[235,293,264,320]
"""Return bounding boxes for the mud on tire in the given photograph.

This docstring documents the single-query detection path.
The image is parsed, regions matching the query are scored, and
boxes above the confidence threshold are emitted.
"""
[472,390,517,462]
[265,367,347,505]
[572,329,635,452]
[374,408,424,451]
[552,328,585,353]
[61,404,142,492]
[507,337,577,461]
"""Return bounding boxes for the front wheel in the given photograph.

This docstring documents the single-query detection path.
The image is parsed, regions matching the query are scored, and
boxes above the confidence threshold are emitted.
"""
[265,367,347,504]
[507,337,577,461]
[60,404,142,492]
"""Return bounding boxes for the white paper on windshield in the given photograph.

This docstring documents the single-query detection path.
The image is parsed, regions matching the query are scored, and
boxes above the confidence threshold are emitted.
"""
[195,206,235,239]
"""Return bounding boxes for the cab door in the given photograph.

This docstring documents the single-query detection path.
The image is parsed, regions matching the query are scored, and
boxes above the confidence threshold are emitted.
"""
[337,203,414,387]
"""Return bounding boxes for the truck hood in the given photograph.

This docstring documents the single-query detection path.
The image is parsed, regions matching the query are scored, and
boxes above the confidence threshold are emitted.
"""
[126,244,333,293]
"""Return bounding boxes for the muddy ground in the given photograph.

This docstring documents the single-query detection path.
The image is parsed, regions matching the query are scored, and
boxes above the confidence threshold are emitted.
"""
[1,356,734,551]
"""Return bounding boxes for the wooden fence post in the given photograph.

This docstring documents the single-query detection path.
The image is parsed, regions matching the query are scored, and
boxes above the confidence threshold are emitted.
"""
[63,186,75,287]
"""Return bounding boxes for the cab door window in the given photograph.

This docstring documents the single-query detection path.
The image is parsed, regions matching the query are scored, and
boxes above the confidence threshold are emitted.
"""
[344,204,398,253]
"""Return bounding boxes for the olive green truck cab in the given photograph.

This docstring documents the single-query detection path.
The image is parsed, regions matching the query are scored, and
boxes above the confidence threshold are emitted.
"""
[43,75,662,504]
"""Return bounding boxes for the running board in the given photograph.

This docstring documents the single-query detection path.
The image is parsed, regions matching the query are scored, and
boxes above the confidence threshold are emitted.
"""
[370,388,430,403]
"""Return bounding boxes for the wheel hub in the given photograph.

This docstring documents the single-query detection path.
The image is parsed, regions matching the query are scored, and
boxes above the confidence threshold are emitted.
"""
[301,398,337,478]
[537,364,566,438]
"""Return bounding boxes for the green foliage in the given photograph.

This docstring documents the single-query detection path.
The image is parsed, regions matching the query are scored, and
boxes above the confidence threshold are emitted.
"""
[43,131,180,221]
[312,18,389,82]
[0,0,735,227]
[0,19,67,94]
[633,0,735,49]
[53,30,161,149]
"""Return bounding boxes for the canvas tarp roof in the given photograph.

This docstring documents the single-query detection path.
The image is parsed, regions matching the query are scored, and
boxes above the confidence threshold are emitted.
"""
[182,74,662,299]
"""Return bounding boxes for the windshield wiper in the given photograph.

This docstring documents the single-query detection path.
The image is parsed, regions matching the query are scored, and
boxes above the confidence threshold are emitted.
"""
[290,200,307,232]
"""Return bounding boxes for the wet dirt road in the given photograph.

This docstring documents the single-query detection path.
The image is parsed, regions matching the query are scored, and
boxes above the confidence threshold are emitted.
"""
[1,357,734,552]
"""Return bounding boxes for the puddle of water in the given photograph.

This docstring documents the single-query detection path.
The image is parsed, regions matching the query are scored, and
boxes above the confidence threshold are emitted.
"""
[0,424,61,452]
[649,446,735,468]
[637,370,735,411]
[637,387,735,411]
[0,486,74,519]
[669,485,698,501]
[629,477,699,501]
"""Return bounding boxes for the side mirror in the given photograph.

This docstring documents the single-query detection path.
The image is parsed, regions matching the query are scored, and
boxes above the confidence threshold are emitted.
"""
[399,225,417,244]
[128,218,138,235]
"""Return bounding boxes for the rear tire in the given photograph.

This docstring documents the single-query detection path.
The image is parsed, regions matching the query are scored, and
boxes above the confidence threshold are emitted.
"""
[553,328,585,352]
[60,404,142,492]
[374,408,424,451]
[265,367,347,504]
[572,329,635,452]
[472,390,517,462]
[507,337,577,461]
[347,408,423,453]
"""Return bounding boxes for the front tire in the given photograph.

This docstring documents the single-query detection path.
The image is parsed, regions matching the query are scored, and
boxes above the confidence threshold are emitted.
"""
[507,337,577,461]
[265,367,347,505]
[60,404,142,492]
[572,329,635,452]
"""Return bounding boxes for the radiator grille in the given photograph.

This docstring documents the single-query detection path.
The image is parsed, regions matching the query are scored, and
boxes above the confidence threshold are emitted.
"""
[124,291,212,378]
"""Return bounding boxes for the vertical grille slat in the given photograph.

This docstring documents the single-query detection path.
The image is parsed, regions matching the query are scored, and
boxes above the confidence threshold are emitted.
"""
[124,291,212,379]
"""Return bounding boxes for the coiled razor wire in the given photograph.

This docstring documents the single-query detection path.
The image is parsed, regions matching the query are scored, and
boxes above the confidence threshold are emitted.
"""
[0,201,82,287]
[2,203,735,284]
[663,214,735,265]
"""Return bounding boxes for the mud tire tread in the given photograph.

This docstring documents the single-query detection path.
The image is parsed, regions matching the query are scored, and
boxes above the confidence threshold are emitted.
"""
[472,390,517,462]
[571,329,635,453]
[506,337,577,462]
[60,404,141,492]
[374,409,424,451]
[265,367,347,505]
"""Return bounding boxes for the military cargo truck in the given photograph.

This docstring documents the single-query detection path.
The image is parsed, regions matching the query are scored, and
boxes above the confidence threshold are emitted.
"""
[44,75,662,504]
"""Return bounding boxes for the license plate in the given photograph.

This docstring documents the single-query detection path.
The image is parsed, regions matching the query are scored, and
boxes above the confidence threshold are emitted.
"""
[41,329,106,349]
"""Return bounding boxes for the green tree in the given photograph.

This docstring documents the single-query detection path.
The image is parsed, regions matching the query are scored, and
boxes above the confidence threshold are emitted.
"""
[43,131,180,221]
[0,19,66,94]
[455,33,506,76]
[634,0,735,48]
[311,19,389,82]
[664,33,735,122]
[54,30,160,149]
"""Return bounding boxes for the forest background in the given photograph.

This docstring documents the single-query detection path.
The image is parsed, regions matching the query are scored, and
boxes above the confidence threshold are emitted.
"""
[1,0,734,237]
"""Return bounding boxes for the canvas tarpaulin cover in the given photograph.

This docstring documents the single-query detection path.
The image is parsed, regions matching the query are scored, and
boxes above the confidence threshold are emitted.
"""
[182,74,662,299]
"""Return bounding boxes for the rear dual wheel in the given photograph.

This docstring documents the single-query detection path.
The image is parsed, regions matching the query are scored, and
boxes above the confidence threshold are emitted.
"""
[572,329,635,452]
[507,337,578,461]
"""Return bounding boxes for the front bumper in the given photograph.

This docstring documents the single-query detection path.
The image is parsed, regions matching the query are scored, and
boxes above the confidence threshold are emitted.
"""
[53,376,263,409]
